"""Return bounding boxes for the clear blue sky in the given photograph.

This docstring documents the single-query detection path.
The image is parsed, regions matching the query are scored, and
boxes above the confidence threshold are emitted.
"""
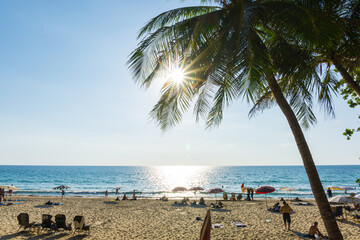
[0,0,359,166]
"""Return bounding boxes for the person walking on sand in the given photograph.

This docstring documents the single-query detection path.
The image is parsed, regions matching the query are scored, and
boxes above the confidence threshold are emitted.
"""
[250,189,254,200]
[61,189,65,198]
[280,201,293,230]
[105,190,108,198]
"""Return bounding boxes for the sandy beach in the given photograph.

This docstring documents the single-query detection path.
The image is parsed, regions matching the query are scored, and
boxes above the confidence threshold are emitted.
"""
[0,196,359,239]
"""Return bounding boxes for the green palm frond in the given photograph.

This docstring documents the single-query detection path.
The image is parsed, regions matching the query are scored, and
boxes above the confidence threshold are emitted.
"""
[138,6,220,38]
[128,0,346,131]
[248,90,275,118]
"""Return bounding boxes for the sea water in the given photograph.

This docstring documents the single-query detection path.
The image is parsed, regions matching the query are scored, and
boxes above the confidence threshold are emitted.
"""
[0,165,359,199]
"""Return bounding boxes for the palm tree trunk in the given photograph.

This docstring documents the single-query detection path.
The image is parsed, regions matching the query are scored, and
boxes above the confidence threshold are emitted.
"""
[332,59,360,97]
[266,74,343,240]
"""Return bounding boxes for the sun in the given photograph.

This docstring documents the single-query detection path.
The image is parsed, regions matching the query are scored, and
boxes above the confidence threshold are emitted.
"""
[170,67,185,84]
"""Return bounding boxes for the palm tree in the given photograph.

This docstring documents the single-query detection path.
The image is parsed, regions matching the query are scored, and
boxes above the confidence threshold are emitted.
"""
[128,1,342,238]
[321,0,360,96]
[273,0,360,97]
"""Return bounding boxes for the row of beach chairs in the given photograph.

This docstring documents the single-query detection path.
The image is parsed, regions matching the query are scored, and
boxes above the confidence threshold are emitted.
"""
[17,213,90,235]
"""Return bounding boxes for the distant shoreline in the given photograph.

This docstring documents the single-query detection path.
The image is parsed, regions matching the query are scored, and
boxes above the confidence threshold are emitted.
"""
[8,194,316,200]
[1,164,359,167]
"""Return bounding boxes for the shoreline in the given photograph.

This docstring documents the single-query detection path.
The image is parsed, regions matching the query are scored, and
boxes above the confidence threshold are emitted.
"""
[6,194,317,200]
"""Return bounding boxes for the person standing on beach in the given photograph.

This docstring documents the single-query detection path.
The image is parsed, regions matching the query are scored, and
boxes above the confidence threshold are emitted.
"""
[327,188,332,198]
[250,189,254,200]
[8,189,13,200]
[61,189,65,198]
[280,201,293,230]
[246,188,251,201]
[0,188,4,202]
[105,190,108,198]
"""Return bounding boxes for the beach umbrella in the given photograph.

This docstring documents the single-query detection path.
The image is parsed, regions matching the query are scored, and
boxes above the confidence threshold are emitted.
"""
[256,186,276,208]
[339,186,356,194]
[172,187,187,192]
[0,185,19,200]
[339,186,355,191]
[189,187,204,191]
[328,195,360,204]
[326,186,344,191]
[53,185,70,190]
[53,185,70,198]
[279,187,298,201]
[0,185,19,190]
[112,187,123,195]
[207,188,224,202]
[200,209,211,240]
[189,187,204,201]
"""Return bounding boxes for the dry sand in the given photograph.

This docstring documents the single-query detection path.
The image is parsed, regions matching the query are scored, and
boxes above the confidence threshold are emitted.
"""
[0,196,359,239]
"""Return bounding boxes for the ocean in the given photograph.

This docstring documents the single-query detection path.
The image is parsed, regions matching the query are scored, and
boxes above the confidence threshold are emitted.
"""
[0,165,359,199]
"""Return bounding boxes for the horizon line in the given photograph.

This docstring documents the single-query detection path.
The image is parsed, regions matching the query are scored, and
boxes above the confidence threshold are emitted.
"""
[0,164,359,167]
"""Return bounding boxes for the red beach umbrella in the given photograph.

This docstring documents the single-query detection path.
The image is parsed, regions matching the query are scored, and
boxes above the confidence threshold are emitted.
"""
[172,187,187,192]
[255,186,275,194]
[207,188,224,202]
[256,186,276,208]
[207,188,224,194]
[189,187,204,191]
[200,209,211,240]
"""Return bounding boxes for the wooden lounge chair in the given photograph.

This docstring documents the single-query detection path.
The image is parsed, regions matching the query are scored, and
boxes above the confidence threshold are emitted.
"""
[41,214,55,233]
[17,213,35,232]
[55,214,72,232]
[73,215,90,235]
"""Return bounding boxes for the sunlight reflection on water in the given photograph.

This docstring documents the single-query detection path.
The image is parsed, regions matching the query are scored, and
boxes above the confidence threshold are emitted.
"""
[146,166,213,197]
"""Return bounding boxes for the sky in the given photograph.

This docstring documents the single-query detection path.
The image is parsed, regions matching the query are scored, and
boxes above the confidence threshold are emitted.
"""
[0,0,359,166]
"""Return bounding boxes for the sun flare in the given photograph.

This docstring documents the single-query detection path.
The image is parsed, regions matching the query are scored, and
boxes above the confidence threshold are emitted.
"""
[170,67,185,84]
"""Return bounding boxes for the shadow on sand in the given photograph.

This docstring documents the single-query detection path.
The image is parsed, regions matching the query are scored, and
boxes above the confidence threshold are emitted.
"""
[0,231,88,240]
[103,201,119,205]
[210,208,232,212]
[33,205,53,208]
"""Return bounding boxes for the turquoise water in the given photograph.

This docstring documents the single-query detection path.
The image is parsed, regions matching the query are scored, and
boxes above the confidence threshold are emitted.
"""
[0,165,359,199]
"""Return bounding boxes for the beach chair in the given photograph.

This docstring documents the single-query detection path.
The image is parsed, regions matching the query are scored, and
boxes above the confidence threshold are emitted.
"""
[73,215,90,235]
[41,214,55,233]
[236,194,242,201]
[17,213,35,232]
[55,214,72,232]
[331,206,344,218]
[223,193,228,201]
